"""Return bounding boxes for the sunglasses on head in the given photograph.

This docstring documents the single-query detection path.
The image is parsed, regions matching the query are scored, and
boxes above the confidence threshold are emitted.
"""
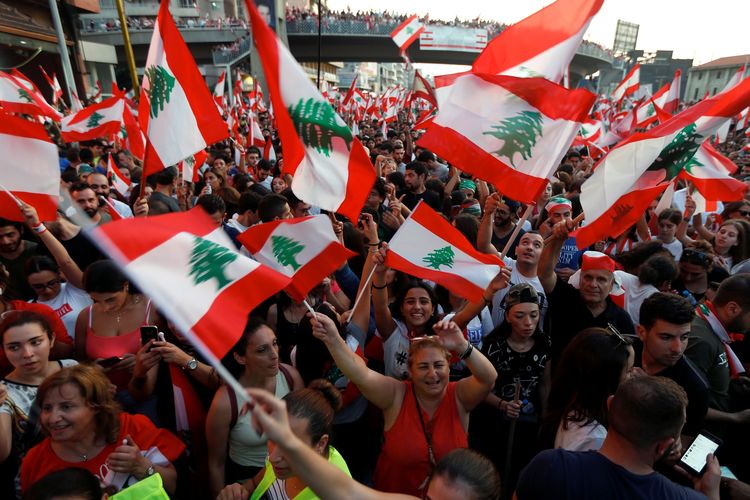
[606,323,637,347]
[681,249,711,267]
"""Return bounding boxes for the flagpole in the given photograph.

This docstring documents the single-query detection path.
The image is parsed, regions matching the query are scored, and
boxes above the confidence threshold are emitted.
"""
[347,266,376,324]
[499,203,534,260]
[48,0,78,107]
[114,0,140,95]
[316,0,322,89]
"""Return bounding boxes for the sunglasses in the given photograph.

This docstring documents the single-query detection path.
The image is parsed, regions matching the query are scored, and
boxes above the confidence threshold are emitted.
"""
[606,323,637,347]
[681,249,711,267]
[409,335,442,345]
[30,278,61,292]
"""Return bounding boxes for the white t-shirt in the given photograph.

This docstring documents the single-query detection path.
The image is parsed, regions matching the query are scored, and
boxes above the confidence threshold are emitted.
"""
[226,214,249,233]
[490,258,548,329]
[34,283,92,340]
[615,271,659,325]
[555,417,607,451]
[382,319,410,380]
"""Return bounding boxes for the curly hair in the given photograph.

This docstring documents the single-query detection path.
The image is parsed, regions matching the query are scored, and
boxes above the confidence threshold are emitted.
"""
[37,364,121,443]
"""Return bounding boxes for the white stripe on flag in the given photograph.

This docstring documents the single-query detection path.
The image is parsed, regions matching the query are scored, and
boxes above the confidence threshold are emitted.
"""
[0,134,59,195]
[255,216,335,277]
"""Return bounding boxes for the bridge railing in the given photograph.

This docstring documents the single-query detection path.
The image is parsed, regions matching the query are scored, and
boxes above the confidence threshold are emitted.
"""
[286,19,400,35]
[212,36,253,65]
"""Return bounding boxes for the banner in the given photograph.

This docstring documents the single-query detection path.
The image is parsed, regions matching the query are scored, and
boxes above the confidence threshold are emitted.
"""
[419,27,488,53]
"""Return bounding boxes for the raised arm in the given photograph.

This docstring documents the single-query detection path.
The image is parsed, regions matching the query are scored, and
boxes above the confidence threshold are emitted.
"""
[635,213,651,242]
[433,320,497,412]
[349,214,378,334]
[371,246,397,341]
[477,193,502,255]
[19,203,84,289]
[451,266,511,331]
[538,221,569,294]
[311,312,401,411]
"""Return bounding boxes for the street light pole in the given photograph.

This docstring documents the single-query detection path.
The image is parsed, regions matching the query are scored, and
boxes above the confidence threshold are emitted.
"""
[114,0,140,95]
[47,0,78,107]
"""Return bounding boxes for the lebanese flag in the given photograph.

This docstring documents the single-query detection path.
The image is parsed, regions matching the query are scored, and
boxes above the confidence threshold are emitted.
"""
[737,107,750,131]
[107,155,132,197]
[38,66,63,106]
[411,69,437,108]
[418,74,595,203]
[679,142,747,202]
[0,111,59,221]
[213,70,226,108]
[0,71,61,120]
[612,64,640,104]
[434,0,603,108]
[575,76,750,249]
[91,208,290,359]
[246,0,375,223]
[390,15,424,54]
[239,215,355,301]
[386,202,504,303]
[247,113,266,148]
[656,70,681,115]
[720,66,745,94]
[100,196,124,221]
[138,0,228,178]
[179,150,208,183]
[635,99,659,128]
[91,80,102,102]
[122,104,146,160]
[341,74,358,107]
[61,94,125,141]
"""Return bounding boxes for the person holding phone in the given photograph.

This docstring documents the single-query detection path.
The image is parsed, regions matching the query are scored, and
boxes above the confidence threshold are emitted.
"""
[517,375,720,500]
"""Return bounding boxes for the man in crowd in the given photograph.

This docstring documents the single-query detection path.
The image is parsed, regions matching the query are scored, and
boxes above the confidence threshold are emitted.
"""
[195,194,241,249]
[281,188,313,218]
[86,172,133,218]
[540,221,635,361]
[256,159,273,191]
[0,218,40,300]
[400,161,442,211]
[258,193,293,223]
[634,293,710,436]
[516,375,719,499]
[226,191,262,232]
[539,196,583,281]
[70,182,111,227]
[417,150,449,181]
[485,196,525,258]
[393,140,406,172]
[148,167,181,213]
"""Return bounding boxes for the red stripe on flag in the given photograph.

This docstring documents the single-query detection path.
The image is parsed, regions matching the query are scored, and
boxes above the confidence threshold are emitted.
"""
[191,264,290,358]
[0,112,52,141]
[285,242,354,302]
[0,191,57,223]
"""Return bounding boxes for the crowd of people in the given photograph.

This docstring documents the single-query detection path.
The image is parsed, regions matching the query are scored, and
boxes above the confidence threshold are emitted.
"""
[2,92,750,500]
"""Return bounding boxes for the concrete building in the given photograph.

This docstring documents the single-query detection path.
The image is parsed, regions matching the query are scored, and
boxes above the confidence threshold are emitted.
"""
[685,55,750,103]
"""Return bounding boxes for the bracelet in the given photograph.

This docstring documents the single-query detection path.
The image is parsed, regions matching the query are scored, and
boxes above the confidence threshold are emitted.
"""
[372,282,388,290]
[459,343,474,360]
[31,223,46,234]
[366,241,381,247]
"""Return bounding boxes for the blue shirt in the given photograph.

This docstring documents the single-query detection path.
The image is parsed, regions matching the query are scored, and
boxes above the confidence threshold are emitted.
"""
[556,236,584,270]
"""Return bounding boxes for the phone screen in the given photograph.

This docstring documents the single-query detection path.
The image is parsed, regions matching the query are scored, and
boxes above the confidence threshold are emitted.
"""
[680,433,721,475]
[140,326,158,346]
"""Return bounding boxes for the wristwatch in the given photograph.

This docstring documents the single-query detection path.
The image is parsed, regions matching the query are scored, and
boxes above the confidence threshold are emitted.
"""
[183,357,198,371]
[143,463,156,477]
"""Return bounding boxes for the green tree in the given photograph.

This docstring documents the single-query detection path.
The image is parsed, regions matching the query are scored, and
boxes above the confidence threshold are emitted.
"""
[17,88,33,103]
[422,245,455,270]
[120,125,128,138]
[188,237,238,290]
[288,98,353,157]
[271,235,305,271]
[483,110,545,167]
[86,111,104,128]
[645,103,655,117]
[646,123,703,181]
[684,155,703,175]
[145,65,176,119]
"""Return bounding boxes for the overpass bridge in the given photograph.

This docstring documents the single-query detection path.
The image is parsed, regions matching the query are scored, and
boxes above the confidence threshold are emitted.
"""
[80,19,614,83]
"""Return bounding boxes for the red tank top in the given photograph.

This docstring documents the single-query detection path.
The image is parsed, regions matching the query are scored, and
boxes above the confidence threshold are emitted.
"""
[373,381,467,496]
[84,301,152,388]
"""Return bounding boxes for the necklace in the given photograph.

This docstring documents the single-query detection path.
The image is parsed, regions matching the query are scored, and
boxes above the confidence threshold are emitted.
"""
[114,294,141,324]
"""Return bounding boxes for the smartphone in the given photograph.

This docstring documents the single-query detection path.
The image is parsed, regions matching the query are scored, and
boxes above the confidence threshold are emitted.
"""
[140,326,159,346]
[97,356,122,368]
[679,432,722,476]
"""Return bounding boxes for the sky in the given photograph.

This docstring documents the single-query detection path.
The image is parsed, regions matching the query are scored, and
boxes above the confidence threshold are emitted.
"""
[326,0,750,69]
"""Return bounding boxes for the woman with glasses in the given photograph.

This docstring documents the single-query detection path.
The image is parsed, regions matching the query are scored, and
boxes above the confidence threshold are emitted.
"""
[310,311,497,497]
[540,327,635,452]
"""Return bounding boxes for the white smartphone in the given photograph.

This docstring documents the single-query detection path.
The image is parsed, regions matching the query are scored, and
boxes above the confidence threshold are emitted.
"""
[679,432,721,476]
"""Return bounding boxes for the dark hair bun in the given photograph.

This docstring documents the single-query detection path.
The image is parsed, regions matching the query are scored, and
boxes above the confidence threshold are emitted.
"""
[307,378,343,413]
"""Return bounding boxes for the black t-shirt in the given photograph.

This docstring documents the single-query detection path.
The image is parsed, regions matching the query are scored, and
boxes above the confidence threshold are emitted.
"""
[400,189,443,212]
[491,225,526,259]
[0,241,41,301]
[60,230,105,273]
[517,449,704,500]
[633,341,710,436]
[546,279,636,362]
[149,191,181,213]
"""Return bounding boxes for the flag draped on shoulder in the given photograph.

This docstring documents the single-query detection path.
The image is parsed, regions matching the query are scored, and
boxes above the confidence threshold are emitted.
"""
[0,111,59,221]
[238,214,354,301]
[91,208,290,359]
[138,0,228,177]
[419,74,595,203]
[246,0,375,222]
[576,76,750,249]
[386,202,504,302]
[390,15,424,57]
[61,93,125,141]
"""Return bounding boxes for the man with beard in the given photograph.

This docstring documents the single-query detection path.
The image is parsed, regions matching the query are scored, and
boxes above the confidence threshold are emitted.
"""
[70,182,111,226]
[399,161,442,211]
[0,218,40,300]
[85,172,133,218]
[686,274,750,429]
[485,195,525,259]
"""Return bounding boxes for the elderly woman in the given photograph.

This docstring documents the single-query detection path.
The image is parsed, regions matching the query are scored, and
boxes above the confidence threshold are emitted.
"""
[19,364,184,495]
[310,311,497,497]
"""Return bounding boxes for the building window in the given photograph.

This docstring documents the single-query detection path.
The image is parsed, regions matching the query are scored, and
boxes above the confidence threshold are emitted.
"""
[712,87,718,95]
[716,71,722,79]
[694,88,699,100]
[697,72,703,80]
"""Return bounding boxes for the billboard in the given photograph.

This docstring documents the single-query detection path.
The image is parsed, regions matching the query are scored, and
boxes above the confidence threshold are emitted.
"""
[419,27,488,53]
[613,20,639,56]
